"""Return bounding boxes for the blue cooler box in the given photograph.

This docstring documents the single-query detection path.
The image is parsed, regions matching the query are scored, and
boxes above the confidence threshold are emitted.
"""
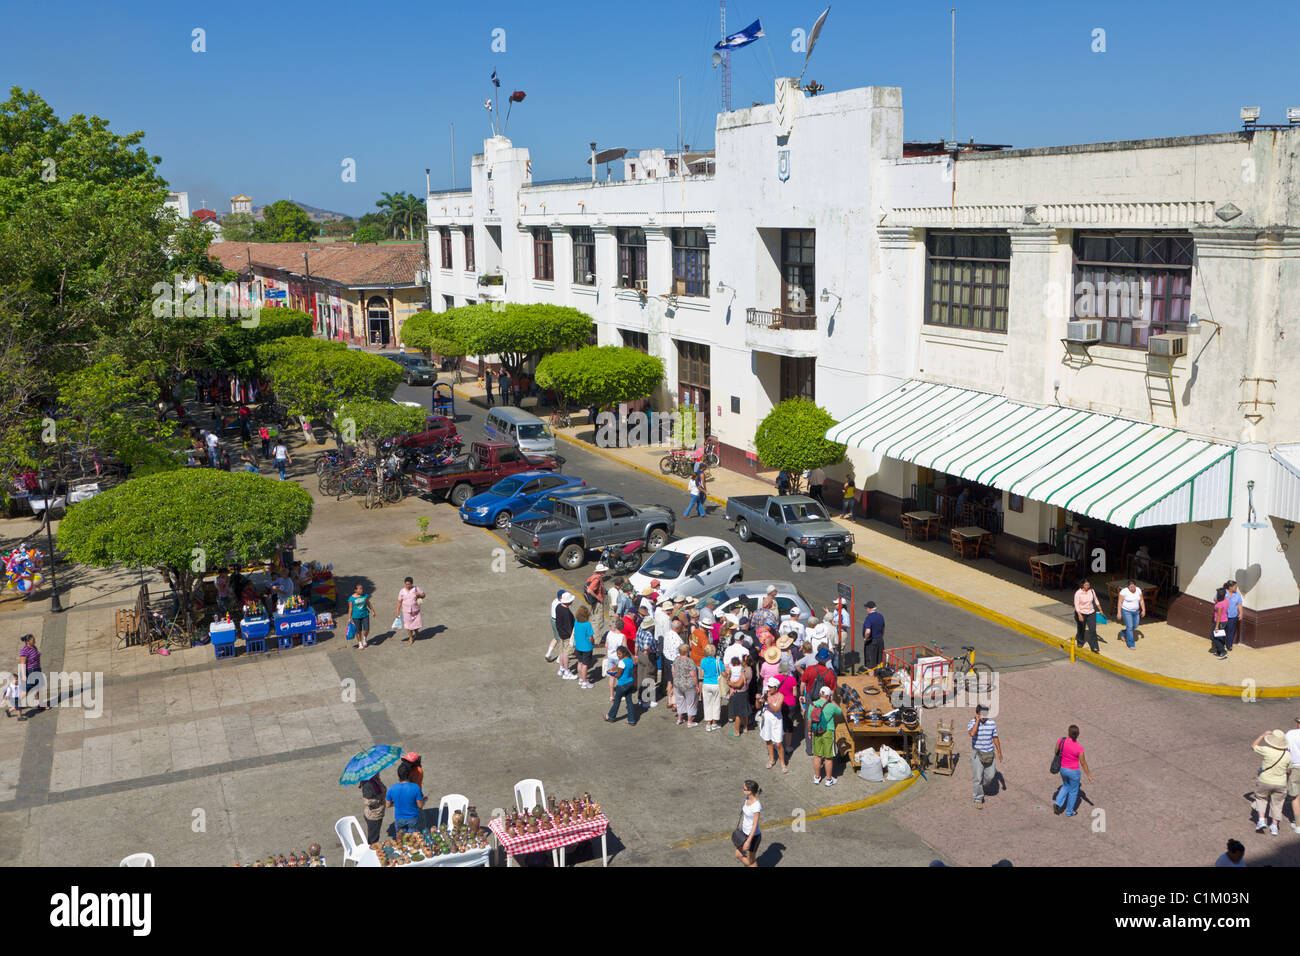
[209,621,238,646]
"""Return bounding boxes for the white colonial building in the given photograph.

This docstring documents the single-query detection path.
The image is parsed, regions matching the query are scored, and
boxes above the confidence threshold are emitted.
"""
[427,79,1300,646]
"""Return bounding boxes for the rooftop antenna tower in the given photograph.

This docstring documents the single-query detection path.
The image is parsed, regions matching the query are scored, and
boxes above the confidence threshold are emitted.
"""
[720,0,731,112]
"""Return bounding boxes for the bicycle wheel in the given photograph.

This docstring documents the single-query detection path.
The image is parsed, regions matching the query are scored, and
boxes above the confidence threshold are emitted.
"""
[659,455,676,475]
[342,475,370,497]
[704,451,720,468]
[964,662,995,694]
[382,479,403,504]
[364,486,381,509]
[319,473,342,497]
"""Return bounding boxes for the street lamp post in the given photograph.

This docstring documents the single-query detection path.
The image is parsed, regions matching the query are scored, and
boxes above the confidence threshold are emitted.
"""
[39,475,62,613]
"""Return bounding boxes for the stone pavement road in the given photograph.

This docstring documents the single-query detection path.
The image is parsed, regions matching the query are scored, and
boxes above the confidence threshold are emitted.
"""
[1,411,1297,866]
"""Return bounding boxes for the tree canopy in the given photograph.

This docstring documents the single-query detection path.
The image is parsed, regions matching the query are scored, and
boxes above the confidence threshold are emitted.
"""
[207,307,313,378]
[336,398,427,447]
[253,200,317,242]
[753,399,846,473]
[437,303,591,376]
[220,211,256,242]
[0,87,223,486]
[257,338,401,431]
[400,310,466,360]
[352,224,385,244]
[58,469,313,630]
[535,346,663,408]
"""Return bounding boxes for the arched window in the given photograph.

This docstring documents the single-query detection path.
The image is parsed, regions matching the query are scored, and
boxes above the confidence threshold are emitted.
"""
[367,296,390,319]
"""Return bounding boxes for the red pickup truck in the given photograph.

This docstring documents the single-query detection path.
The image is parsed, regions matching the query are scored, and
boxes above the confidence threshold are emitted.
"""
[381,414,461,453]
[410,440,563,506]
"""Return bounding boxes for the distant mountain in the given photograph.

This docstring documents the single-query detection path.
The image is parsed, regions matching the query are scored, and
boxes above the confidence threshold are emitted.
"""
[242,200,353,223]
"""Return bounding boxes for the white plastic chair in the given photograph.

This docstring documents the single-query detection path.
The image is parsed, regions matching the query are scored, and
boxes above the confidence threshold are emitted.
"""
[509,779,558,867]
[335,815,370,867]
[437,793,470,829]
[513,778,546,814]
[119,852,155,867]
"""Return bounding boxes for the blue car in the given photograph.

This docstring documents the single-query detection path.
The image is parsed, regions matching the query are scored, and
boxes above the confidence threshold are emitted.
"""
[459,471,586,529]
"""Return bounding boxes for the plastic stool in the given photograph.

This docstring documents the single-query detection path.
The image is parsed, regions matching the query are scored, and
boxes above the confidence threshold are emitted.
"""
[277,634,295,650]
[244,636,266,654]
[214,642,236,660]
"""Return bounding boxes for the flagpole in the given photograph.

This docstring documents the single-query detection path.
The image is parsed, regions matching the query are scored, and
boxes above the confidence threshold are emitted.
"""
[450,122,456,189]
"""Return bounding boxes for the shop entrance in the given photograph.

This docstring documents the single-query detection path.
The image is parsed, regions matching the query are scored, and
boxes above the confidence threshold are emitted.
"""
[367,296,391,347]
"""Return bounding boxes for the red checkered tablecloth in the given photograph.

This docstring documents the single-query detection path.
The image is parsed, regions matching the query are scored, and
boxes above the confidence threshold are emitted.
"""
[489,814,609,856]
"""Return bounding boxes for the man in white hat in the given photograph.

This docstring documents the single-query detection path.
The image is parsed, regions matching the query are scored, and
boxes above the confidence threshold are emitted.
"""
[554,592,578,680]
[1287,716,1300,834]
[1253,728,1294,835]
[778,610,805,645]
[583,563,609,627]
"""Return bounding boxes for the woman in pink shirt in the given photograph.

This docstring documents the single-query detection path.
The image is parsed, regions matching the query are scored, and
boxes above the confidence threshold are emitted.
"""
[1052,724,1094,817]
[395,577,425,645]
[1210,587,1229,660]
[1072,579,1102,653]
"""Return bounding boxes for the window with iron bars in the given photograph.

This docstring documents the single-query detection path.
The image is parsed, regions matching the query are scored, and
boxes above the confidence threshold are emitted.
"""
[572,227,595,285]
[532,226,554,280]
[924,232,1010,332]
[617,227,647,289]
[439,228,453,270]
[672,228,710,297]
[620,329,649,353]
[464,229,475,272]
[1071,233,1192,348]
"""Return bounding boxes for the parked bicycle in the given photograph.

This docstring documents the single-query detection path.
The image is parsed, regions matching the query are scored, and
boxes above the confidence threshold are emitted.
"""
[551,406,572,429]
[147,611,192,655]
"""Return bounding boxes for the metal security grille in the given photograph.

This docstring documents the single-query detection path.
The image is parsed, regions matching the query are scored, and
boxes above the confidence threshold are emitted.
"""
[672,228,710,297]
[1072,233,1192,348]
[572,227,595,285]
[925,232,1010,332]
[617,228,647,288]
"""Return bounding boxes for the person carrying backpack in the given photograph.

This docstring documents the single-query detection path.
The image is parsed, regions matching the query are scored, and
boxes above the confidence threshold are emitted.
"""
[801,647,837,754]
[809,686,842,786]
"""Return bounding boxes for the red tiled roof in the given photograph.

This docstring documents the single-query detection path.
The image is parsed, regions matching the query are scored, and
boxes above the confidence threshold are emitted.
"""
[193,208,218,222]
[208,241,425,288]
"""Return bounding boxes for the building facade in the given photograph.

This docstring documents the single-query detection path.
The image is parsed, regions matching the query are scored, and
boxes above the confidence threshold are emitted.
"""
[425,80,1300,645]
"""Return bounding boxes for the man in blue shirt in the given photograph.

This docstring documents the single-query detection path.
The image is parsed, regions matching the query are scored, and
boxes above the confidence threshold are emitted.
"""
[968,705,1002,807]
[1224,580,1244,652]
[862,601,886,671]
[385,763,426,833]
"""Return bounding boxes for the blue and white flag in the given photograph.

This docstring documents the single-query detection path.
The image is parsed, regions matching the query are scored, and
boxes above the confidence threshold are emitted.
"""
[714,19,764,51]
[490,70,500,87]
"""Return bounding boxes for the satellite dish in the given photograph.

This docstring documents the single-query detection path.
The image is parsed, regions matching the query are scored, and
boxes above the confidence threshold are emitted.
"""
[587,148,627,165]
[711,52,723,67]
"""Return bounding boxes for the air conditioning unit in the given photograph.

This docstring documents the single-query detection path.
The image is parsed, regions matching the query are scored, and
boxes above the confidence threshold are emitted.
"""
[634,279,648,291]
[1148,333,1187,357]
[1065,320,1101,343]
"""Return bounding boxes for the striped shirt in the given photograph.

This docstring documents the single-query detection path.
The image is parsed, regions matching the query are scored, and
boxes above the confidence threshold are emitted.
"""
[19,643,40,672]
[968,717,997,753]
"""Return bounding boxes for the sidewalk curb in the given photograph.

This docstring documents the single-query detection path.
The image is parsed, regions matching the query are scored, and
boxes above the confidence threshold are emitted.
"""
[458,386,1300,700]
[669,772,921,851]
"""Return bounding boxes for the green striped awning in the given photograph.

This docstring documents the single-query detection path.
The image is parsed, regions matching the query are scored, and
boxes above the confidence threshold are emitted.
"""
[826,380,1235,529]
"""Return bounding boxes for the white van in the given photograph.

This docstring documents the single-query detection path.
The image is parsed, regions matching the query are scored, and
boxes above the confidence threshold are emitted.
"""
[483,406,557,456]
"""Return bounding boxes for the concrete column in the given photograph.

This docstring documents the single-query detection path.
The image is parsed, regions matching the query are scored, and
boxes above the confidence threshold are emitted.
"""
[550,226,572,289]
[644,224,673,297]
[1005,227,1064,406]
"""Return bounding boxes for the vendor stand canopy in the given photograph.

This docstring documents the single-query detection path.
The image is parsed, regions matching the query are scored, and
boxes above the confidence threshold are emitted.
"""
[826,380,1235,530]
[1269,444,1300,522]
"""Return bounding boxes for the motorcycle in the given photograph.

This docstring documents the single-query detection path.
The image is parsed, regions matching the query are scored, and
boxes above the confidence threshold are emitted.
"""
[596,539,645,575]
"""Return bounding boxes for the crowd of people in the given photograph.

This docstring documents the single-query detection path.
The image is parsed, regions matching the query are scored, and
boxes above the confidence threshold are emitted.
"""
[547,575,858,786]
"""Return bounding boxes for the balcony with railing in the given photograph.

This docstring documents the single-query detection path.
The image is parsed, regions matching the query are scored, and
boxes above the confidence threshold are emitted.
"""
[744,308,819,355]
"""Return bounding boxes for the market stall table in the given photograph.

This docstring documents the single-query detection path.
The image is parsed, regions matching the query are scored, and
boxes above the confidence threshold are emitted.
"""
[274,609,317,648]
[901,510,941,542]
[355,846,490,868]
[1029,553,1078,589]
[950,525,993,559]
[488,814,609,867]
[834,673,923,769]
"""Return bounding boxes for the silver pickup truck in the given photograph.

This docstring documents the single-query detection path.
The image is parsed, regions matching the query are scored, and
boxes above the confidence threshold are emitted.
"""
[507,491,675,570]
[724,494,854,565]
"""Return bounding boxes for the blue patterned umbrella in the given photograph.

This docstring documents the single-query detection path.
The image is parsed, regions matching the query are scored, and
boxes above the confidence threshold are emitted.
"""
[339,745,401,786]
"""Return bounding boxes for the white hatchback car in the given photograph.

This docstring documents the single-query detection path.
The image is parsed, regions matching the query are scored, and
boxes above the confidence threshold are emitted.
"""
[628,536,742,601]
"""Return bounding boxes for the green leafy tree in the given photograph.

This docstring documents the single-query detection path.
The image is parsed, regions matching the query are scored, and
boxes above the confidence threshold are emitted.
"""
[207,307,313,377]
[535,346,663,409]
[257,338,401,435]
[51,356,184,477]
[253,200,317,242]
[0,88,213,487]
[58,469,313,632]
[400,310,466,361]
[336,397,426,448]
[353,223,385,244]
[450,303,591,378]
[753,398,846,474]
[220,211,256,242]
[319,217,355,238]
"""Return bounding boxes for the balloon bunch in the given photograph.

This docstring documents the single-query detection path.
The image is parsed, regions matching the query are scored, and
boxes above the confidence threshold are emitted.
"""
[3,545,44,596]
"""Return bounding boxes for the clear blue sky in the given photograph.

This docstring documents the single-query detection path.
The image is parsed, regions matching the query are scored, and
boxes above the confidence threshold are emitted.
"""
[3,0,1296,218]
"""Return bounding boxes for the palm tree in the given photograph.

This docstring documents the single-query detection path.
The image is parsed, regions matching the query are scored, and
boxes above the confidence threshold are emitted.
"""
[375,191,401,239]
[396,192,425,241]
